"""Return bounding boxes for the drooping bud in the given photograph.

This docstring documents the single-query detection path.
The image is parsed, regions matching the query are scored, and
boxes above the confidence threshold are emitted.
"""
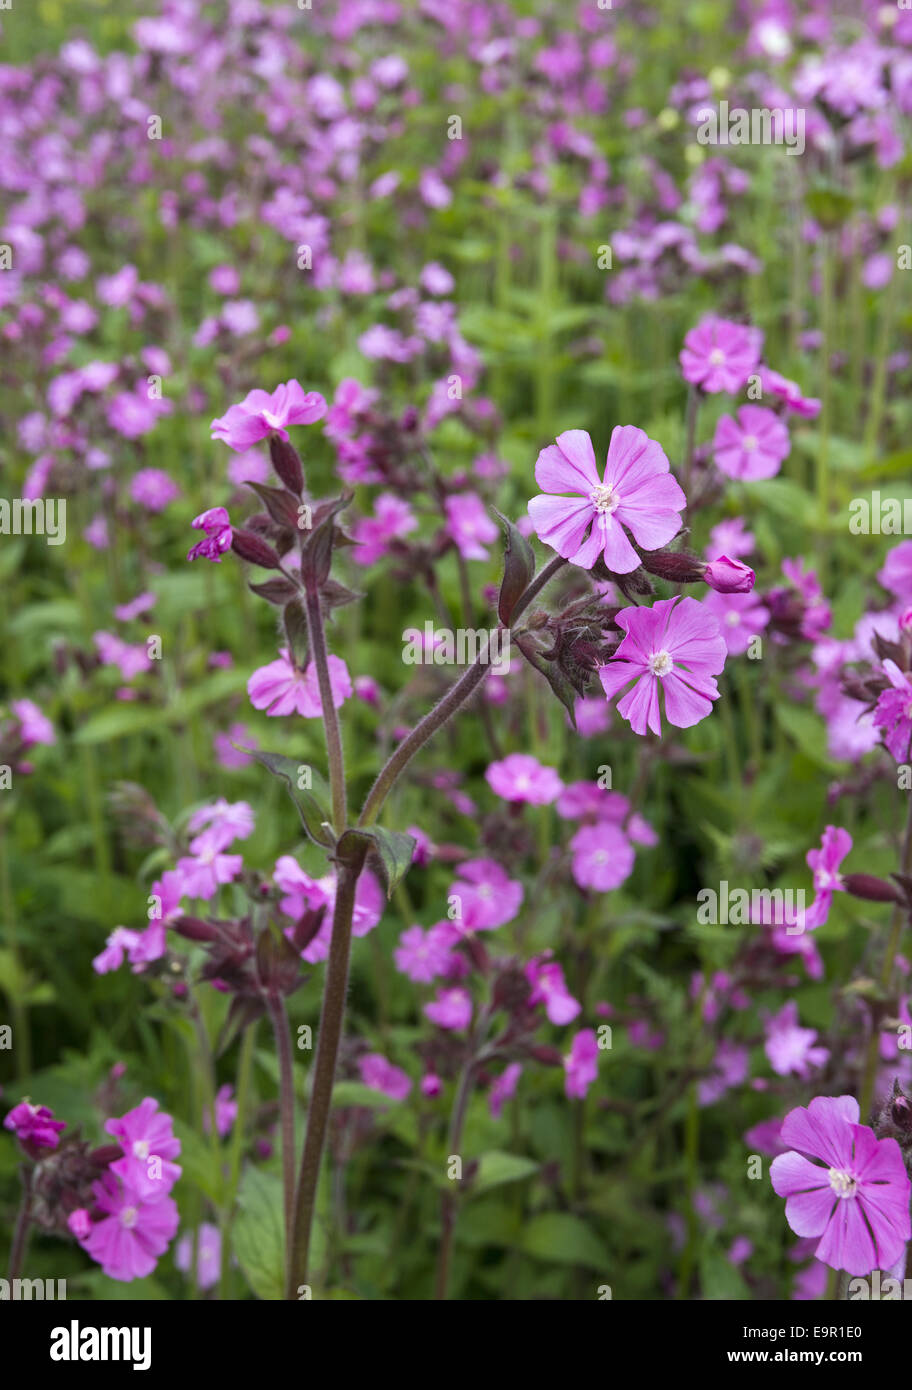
[842,873,904,904]
[231,528,282,569]
[269,435,305,495]
[639,549,706,585]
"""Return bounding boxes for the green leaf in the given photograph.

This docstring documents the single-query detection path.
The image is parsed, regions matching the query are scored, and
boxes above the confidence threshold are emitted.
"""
[336,825,415,898]
[233,1166,285,1301]
[472,1151,539,1197]
[519,1213,606,1270]
[247,749,334,847]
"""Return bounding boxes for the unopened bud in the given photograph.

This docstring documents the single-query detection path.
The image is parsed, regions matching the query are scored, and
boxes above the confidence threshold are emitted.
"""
[231,528,282,569]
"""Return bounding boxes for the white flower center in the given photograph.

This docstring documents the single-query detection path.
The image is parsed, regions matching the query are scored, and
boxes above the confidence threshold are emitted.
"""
[725,611,741,627]
[262,410,284,431]
[742,435,758,451]
[827,1167,857,1199]
[132,1139,150,1159]
[120,1205,139,1229]
[649,649,674,677]
[709,348,726,366]
[589,483,621,515]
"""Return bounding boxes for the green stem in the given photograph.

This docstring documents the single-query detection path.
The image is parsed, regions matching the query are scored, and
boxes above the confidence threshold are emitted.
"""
[267,996,297,1268]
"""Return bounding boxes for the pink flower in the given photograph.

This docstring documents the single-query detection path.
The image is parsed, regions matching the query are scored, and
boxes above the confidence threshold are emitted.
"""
[176,1222,222,1290]
[4,1101,66,1152]
[105,1097,182,1201]
[770,1096,911,1276]
[764,1002,829,1078]
[130,468,180,512]
[680,316,762,394]
[449,859,524,931]
[526,959,581,1024]
[187,507,232,563]
[528,427,685,574]
[485,753,563,806]
[10,698,55,748]
[702,588,770,656]
[176,847,243,900]
[489,1063,522,1119]
[358,1053,412,1100]
[713,405,790,480]
[425,987,472,1030]
[804,826,852,929]
[707,516,754,560]
[569,821,635,891]
[759,367,820,418]
[698,1040,749,1105]
[874,660,912,762]
[211,381,327,451]
[598,596,727,736]
[564,1029,599,1099]
[703,555,755,594]
[80,1171,179,1282]
[213,722,256,769]
[93,926,141,975]
[394,923,459,983]
[187,799,255,854]
[352,493,417,565]
[443,492,499,561]
[247,648,352,717]
[879,541,912,601]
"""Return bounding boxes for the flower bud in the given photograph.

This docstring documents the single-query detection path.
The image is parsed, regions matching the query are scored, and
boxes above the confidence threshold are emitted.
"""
[842,873,904,904]
[269,435,304,496]
[231,528,282,569]
[703,555,755,594]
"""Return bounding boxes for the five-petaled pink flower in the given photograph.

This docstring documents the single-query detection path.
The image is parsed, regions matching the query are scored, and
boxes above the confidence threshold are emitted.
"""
[804,826,851,929]
[485,753,563,806]
[211,381,327,451]
[598,597,727,736]
[770,1095,911,1276]
[679,316,762,394]
[713,405,790,480]
[527,427,686,574]
[247,648,352,717]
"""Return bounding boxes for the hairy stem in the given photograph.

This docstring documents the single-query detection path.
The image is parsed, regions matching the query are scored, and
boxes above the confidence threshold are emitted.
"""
[268,996,297,1269]
[304,584,347,834]
[286,848,367,1297]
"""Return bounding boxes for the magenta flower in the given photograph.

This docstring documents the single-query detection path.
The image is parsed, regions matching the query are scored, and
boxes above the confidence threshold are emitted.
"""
[707,516,754,560]
[130,468,180,512]
[211,381,327,451]
[698,1040,749,1106]
[175,846,243,900]
[80,1171,179,1282]
[770,1096,911,1276]
[804,826,852,929]
[105,1097,182,1201]
[394,923,459,983]
[187,507,232,563]
[352,493,417,565]
[187,798,255,854]
[4,1101,66,1153]
[485,753,563,806]
[247,648,352,718]
[764,1002,829,1078]
[703,555,755,594]
[358,1053,412,1101]
[702,588,770,656]
[526,959,581,1025]
[489,1063,522,1119]
[528,427,686,574]
[598,596,727,736]
[713,405,790,480]
[569,822,635,892]
[878,541,912,601]
[176,1223,222,1290]
[873,660,912,762]
[448,859,524,931]
[564,1029,599,1099]
[679,316,762,394]
[424,986,472,1030]
[443,492,499,561]
[10,698,55,749]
